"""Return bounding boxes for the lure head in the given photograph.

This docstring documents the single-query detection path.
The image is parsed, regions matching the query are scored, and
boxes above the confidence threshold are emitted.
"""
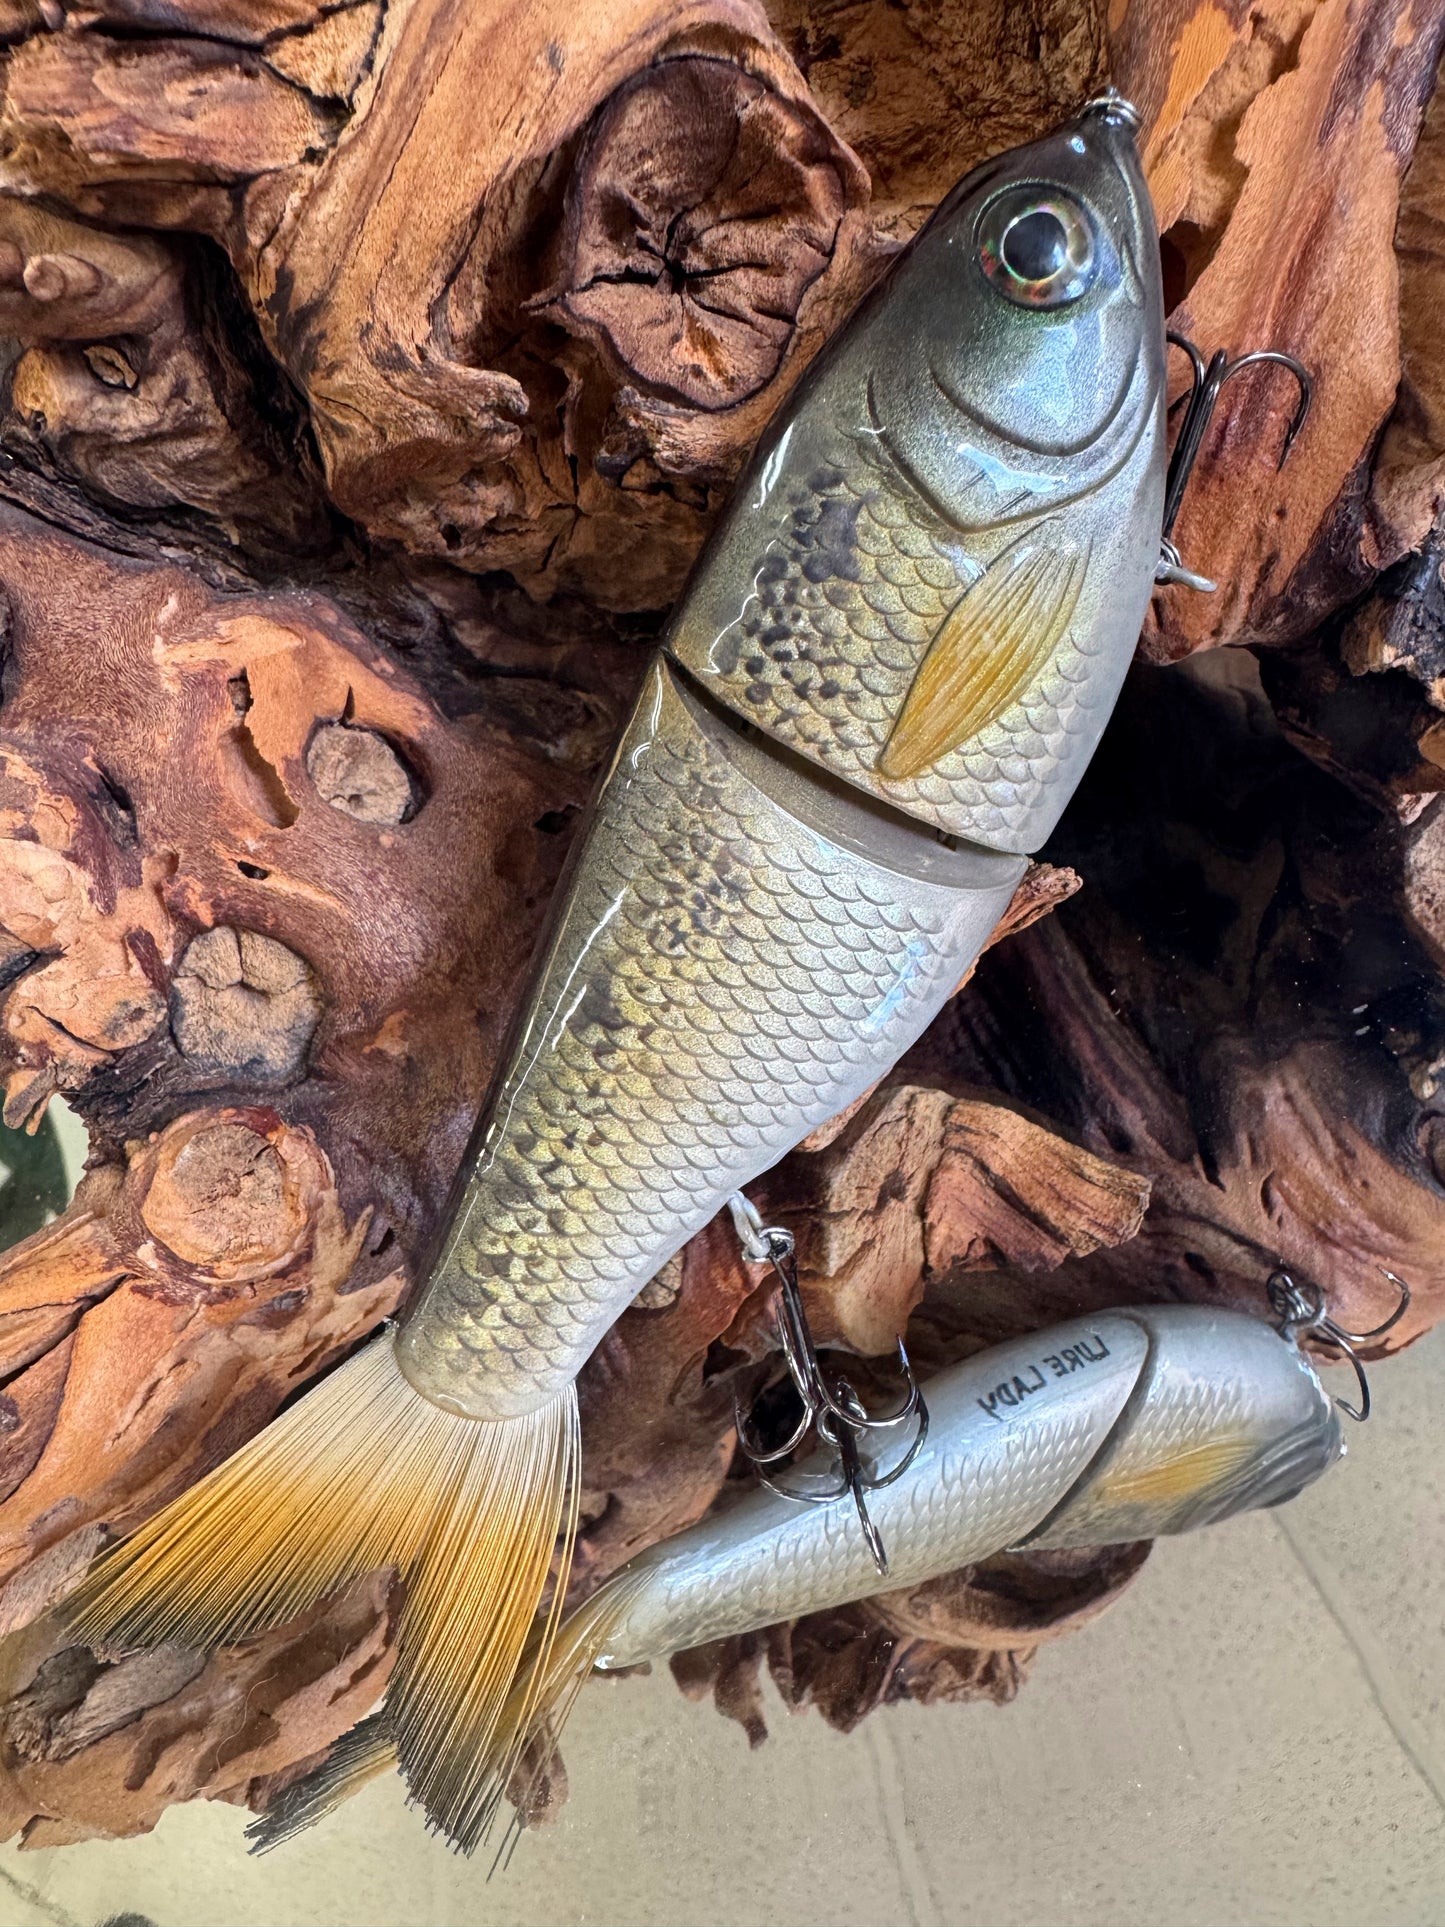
[667,95,1167,856]
[1027,1305,1344,1554]
[870,92,1161,533]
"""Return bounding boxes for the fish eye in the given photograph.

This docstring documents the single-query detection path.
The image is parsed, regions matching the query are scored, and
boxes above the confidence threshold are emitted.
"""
[977,188,1097,309]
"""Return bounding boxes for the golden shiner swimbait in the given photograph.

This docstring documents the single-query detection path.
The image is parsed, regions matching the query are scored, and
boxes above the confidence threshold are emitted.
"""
[250,1303,1341,1849]
[67,95,1166,1849]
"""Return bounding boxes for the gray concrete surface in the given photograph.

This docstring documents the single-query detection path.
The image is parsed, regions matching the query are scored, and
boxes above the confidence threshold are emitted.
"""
[0,1323,1440,1927]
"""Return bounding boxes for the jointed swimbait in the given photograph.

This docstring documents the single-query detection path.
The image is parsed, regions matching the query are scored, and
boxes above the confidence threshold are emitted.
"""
[248,1303,1340,1848]
[69,95,1167,1848]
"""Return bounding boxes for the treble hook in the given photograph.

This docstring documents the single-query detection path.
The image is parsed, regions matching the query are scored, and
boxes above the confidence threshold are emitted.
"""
[726,1191,928,1576]
[1267,1265,1411,1422]
[1155,332,1313,594]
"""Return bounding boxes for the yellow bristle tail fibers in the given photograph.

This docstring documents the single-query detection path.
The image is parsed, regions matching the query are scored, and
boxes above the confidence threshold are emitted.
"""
[64,1334,579,1850]
[245,1567,644,1852]
[462,1570,648,1846]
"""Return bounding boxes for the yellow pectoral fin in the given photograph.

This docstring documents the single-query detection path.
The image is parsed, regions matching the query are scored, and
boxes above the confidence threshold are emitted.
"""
[877,529,1090,782]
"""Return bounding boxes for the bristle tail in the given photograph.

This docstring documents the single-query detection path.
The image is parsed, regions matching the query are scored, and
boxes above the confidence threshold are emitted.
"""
[454,1569,649,1853]
[65,1334,579,1851]
[246,1564,643,1855]
[390,1383,581,1848]
[246,1713,398,1853]
[250,1566,639,1856]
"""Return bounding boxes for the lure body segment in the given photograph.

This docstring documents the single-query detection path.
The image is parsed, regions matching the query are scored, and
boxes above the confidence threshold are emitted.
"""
[590,1306,1340,1670]
[667,104,1165,852]
[398,661,1022,1418]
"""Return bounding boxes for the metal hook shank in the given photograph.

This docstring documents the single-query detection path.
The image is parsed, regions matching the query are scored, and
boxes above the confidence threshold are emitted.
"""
[726,1190,928,1575]
[1156,333,1313,593]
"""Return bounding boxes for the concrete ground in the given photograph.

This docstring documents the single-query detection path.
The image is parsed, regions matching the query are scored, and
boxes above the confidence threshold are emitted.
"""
[0,1322,1440,1927]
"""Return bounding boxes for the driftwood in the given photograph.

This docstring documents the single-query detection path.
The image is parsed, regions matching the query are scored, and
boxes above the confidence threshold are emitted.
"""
[0,0,1434,1846]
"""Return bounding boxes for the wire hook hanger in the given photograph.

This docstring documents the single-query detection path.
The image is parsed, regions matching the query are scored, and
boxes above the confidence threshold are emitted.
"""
[1267,1264,1411,1421]
[1155,332,1313,594]
[725,1190,928,1576]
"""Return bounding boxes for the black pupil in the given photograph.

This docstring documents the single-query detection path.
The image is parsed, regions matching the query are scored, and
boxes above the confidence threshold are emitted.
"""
[1003,208,1069,283]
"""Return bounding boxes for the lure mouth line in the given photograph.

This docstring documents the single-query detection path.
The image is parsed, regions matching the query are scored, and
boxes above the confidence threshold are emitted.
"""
[927,344,1140,461]
[875,376,1154,571]
[864,354,1155,540]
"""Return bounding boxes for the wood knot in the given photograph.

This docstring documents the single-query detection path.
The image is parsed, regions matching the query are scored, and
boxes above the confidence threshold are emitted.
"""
[555,57,852,410]
[306,723,415,825]
[133,1106,330,1284]
[170,926,322,1083]
[21,252,103,304]
[82,344,138,391]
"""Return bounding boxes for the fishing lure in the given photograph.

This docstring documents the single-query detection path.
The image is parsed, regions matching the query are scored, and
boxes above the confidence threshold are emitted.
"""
[67,95,1172,1849]
[246,1296,1357,1850]
[578,1303,1343,1669]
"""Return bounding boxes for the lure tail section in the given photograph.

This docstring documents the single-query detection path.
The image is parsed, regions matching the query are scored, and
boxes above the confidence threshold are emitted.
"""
[246,1572,642,1855]
[434,1572,644,1851]
[247,1712,399,1853]
[65,1334,579,1848]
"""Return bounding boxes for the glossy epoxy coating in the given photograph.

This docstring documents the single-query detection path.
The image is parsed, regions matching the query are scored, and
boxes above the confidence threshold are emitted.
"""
[669,105,1166,853]
[398,662,1022,1416]
[398,102,1167,1418]
[594,1306,1340,1667]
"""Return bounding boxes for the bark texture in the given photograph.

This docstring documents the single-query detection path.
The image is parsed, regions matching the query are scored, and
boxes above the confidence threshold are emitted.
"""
[0,0,1437,1846]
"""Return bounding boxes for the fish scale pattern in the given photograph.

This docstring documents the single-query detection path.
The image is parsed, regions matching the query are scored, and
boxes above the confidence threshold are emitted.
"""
[399,660,1015,1420]
[688,426,1109,848]
[599,1324,1147,1665]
